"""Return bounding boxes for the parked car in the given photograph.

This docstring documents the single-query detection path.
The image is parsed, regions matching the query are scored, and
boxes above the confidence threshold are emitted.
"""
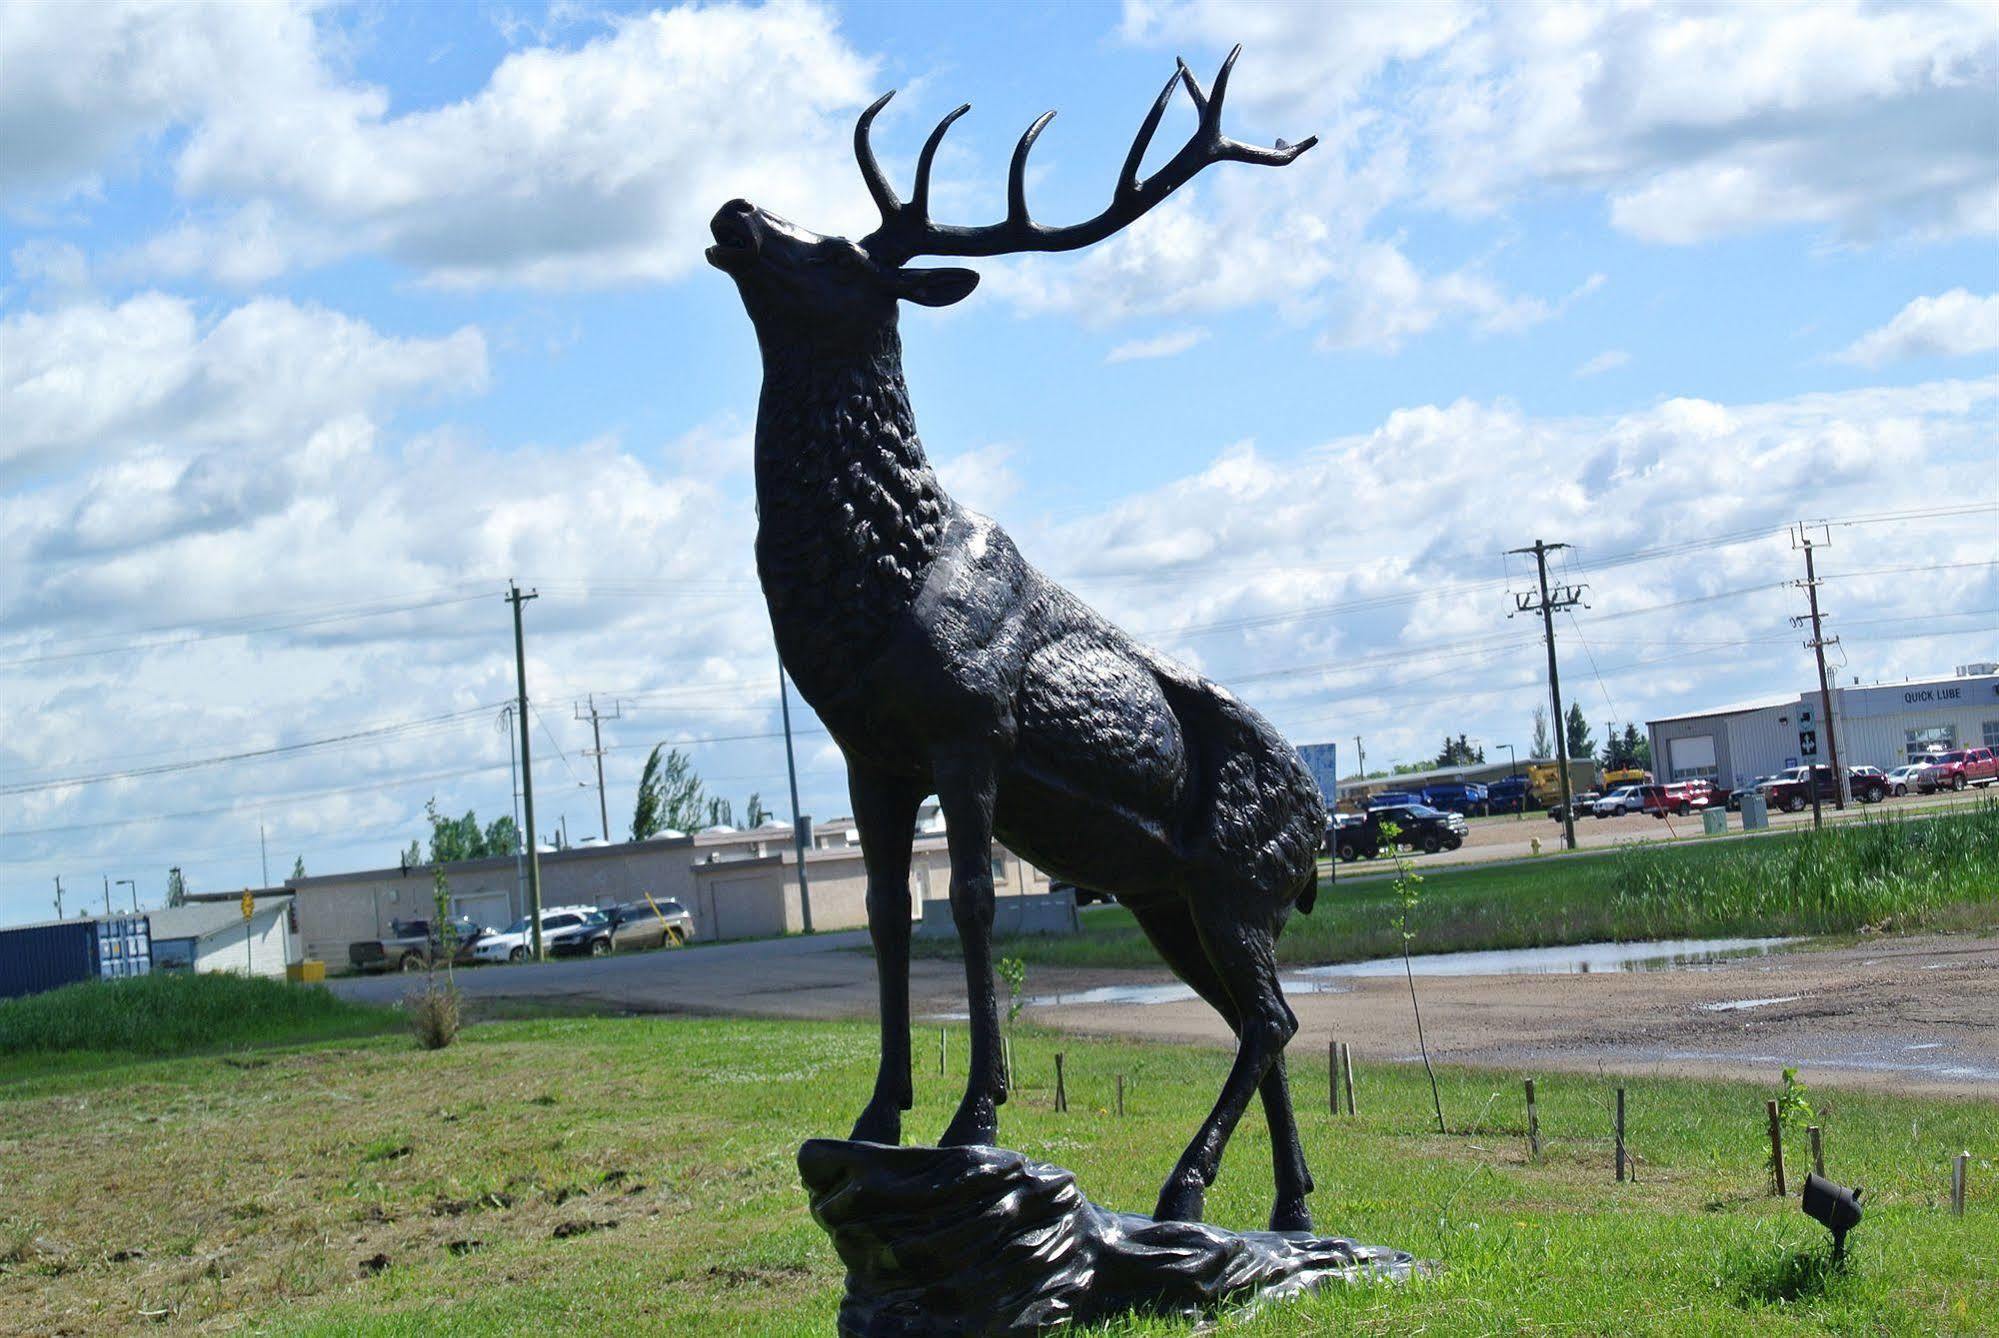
[1884,763,1927,796]
[546,910,616,959]
[1645,782,1714,817]
[474,906,602,963]
[1330,804,1467,860]
[1419,781,1489,817]
[1591,786,1645,818]
[1729,778,1776,811]
[1049,881,1115,907]
[1923,747,1999,792]
[1486,775,1533,812]
[347,916,488,974]
[1547,791,1600,822]
[606,899,696,950]
[1363,790,1425,809]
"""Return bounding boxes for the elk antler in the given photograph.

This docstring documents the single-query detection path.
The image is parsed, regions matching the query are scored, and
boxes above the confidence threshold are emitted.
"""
[856,46,1316,266]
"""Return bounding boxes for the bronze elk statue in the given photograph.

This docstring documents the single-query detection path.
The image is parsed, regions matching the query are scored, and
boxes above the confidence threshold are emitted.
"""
[709,49,1325,1232]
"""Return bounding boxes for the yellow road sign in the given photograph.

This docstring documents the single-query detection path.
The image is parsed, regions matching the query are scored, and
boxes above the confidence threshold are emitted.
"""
[241,890,255,920]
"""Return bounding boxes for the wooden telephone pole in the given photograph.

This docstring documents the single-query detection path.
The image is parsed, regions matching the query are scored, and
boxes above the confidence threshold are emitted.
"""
[1510,540,1587,851]
[1791,524,1846,825]
[507,582,545,961]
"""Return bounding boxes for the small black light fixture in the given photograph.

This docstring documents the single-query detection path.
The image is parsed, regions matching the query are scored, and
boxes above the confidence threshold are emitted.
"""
[1801,1172,1863,1261]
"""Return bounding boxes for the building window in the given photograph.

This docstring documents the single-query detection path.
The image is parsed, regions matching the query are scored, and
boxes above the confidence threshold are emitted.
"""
[1985,720,1999,750]
[1906,724,1955,761]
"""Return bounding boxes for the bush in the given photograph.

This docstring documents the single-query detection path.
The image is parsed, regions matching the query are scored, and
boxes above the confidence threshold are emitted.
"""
[405,978,461,1050]
[0,972,395,1056]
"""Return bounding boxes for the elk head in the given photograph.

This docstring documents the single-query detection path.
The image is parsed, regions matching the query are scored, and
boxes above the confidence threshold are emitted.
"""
[707,46,1316,343]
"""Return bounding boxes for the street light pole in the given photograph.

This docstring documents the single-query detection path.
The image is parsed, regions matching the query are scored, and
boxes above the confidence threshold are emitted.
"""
[1500,743,1520,818]
[116,879,137,912]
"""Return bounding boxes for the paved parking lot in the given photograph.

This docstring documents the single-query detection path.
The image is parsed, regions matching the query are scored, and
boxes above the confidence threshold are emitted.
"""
[1334,787,1990,875]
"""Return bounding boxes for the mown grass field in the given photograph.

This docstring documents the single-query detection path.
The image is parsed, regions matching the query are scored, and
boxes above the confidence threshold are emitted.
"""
[1,1005,1992,1335]
[940,803,1999,970]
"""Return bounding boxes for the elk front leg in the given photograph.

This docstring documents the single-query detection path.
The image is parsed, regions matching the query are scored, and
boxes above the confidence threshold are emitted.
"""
[934,751,1004,1147]
[848,767,926,1145]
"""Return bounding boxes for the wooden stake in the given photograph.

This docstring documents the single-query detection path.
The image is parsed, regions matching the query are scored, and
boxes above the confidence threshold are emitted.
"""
[1525,1078,1540,1160]
[939,1026,947,1076]
[1341,1043,1357,1118]
[1953,1151,1969,1217]
[1808,1125,1824,1179]
[1766,1099,1786,1196]
[1328,1040,1339,1116]
[1615,1087,1627,1183]
[1117,1073,1126,1118]
[1054,1052,1068,1113]
[1002,1036,1014,1091]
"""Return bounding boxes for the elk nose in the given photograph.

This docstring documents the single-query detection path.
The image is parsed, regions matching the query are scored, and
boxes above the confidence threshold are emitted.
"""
[723,198,756,215]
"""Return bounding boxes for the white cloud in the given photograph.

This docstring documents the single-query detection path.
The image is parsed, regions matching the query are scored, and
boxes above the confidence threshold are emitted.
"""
[1412,1,1998,245]
[0,293,487,480]
[1575,349,1630,378]
[3,1,882,287]
[1836,289,1999,368]
[1106,328,1210,363]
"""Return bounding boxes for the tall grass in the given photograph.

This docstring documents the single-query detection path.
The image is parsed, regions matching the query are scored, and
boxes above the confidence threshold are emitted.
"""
[0,971,396,1057]
[1609,799,1999,937]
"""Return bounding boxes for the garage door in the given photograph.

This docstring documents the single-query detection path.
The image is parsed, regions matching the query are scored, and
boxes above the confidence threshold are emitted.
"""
[1668,734,1717,779]
[454,889,514,933]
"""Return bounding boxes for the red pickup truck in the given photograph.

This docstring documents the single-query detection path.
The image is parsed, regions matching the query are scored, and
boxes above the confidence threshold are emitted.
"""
[1761,765,1887,812]
[1924,747,1999,792]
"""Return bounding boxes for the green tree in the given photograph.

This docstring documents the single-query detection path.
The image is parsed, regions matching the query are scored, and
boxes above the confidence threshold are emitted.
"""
[401,839,423,870]
[631,745,706,840]
[166,867,187,908]
[1531,707,1551,758]
[1437,734,1484,767]
[1623,724,1651,772]
[704,796,735,829]
[745,792,774,827]
[483,814,520,857]
[290,855,306,881]
[1564,703,1595,761]
[425,800,491,863]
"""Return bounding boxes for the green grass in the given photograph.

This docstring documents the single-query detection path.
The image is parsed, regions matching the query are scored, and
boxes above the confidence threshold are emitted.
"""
[0,971,398,1060]
[0,1015,1990,1335]
[941,803,1999,970]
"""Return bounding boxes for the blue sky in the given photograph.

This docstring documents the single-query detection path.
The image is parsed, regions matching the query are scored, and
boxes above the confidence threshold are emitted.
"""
[2,0,1995,925]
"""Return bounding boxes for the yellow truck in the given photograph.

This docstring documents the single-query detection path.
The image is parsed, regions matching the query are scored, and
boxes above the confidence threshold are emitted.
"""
[1525,760,1601,808]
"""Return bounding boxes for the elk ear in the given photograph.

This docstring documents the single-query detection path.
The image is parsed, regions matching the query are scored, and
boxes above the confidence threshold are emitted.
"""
[890,266,979,307]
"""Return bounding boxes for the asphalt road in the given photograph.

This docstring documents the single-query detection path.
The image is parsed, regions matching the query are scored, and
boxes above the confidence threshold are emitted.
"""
[331,925,1999,1099]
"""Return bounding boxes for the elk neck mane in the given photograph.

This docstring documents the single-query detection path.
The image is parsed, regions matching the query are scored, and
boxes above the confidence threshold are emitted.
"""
[751,316,955,673]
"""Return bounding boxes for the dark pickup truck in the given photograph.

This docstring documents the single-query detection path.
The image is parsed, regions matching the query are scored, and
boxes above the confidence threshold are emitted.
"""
[1760,765,1886,812]
[1329,804,1468,860]
[348,916,487,974]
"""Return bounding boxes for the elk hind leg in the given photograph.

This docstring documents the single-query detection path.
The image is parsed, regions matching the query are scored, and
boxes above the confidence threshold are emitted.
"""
[1153,909,1296,1225]
[847,768,925,1145]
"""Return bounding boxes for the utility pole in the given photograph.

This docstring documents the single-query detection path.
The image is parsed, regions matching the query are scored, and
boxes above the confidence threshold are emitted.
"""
[498,706,525,921]
[575,694,623,843]
[259,821,269,888]
[102,874,112,917]
[1791,523,1846,824]
[507,582,546,962]
[53,875,63,920]
[1509,540,1587,852]
[779,662,815,934]
[1353,735,1366,780]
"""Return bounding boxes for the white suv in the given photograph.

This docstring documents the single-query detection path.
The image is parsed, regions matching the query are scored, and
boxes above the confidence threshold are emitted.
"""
[473,905,601,963]
[1591,786,1643,818]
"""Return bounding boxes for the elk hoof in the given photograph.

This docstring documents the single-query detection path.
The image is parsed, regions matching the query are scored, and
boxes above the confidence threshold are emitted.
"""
[1268,1197,1314,1234]
[939,1095,998,1148]
[1153,1174,1206,1224]
[849,1102,902,1146]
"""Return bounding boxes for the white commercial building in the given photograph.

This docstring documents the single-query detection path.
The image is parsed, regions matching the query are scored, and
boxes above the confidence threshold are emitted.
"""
[1648,667,1999,789]
[147,896,300,978]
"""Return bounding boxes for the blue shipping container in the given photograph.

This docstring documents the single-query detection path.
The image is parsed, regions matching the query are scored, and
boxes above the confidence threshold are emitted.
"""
[0,916,153,999]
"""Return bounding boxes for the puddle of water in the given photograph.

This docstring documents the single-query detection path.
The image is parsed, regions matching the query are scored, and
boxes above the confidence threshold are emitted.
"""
[1699,995,1803,1012]
[1658,1048,1999,1085]
[1294,936,1798,982]
[993,976,1353,1015]
[1907,1042,1945,1051]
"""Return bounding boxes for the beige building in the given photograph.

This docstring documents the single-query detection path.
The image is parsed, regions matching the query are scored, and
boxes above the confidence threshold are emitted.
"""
[284,818,1047,970]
